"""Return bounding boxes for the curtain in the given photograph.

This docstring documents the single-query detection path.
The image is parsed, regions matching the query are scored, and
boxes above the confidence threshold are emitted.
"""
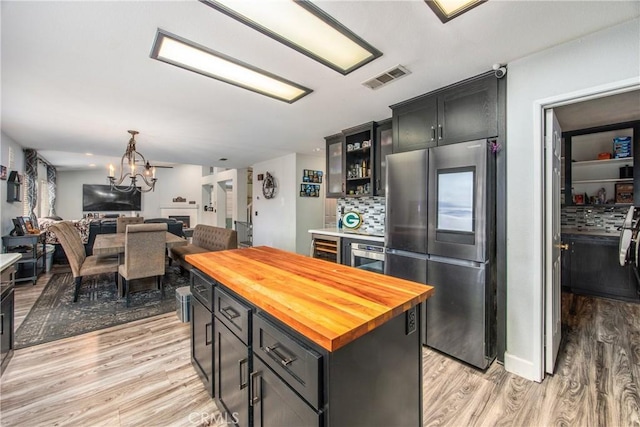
[24,149,38,225]
[47,164,57,216]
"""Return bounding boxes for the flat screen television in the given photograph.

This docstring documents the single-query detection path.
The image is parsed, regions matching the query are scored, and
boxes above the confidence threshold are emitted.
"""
[82,184,142,212]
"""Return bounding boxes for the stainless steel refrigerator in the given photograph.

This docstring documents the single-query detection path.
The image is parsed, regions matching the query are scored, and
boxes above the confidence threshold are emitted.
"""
[385,139,496,369]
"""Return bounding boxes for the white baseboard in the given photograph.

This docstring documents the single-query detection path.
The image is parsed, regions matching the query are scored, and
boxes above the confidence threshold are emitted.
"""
[504,352,543,382]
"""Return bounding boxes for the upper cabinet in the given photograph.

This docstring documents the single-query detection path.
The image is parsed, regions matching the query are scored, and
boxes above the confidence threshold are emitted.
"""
[326,121,390,199]
[343,122,375,197]
[563,121,639,206]
[325,133,344,198]
[392,73,498,152]
[375,118,393,197]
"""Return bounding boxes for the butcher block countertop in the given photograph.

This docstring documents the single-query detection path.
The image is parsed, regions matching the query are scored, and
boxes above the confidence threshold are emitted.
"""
[186,246,434,352]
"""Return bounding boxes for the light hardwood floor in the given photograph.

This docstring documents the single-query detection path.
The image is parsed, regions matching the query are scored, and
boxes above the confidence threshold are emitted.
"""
[1,272,639,426]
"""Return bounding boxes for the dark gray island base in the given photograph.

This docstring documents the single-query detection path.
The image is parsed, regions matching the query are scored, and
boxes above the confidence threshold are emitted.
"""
[187,247,433,427]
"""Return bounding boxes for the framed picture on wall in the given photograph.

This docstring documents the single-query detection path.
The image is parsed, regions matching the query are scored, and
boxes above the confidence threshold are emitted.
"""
[0,165,6,180]
[300,184,320,197]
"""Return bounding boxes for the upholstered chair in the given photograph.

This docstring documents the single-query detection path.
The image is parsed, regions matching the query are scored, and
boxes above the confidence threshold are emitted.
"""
[116,216,144,233]
[118,223,167,306]
[49,221,119,302]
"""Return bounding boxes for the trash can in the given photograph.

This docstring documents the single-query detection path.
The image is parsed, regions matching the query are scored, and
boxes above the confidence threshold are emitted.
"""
[176,286,192,322]
[38,244,56,272]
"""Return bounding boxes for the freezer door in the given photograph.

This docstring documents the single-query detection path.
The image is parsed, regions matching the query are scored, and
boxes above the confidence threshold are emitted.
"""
[428,139,494,262]
[426,257,493,369]
[386,150,428,253]
[385,250,428,284]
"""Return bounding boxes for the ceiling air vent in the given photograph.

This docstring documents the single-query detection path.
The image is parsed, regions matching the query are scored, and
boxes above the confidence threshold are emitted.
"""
[362,65,411,90]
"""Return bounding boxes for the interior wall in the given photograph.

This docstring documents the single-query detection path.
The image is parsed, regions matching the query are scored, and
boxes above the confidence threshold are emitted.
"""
[505,18,640,381]
[252,153,297,252]
[295,154,325,255]
[200,168,248,228]
[56,164,202,220]
[0,132,26,236]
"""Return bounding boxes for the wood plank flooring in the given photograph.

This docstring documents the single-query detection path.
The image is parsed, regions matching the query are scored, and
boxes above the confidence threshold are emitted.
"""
[422,292,640,427]
[1,272,639,426]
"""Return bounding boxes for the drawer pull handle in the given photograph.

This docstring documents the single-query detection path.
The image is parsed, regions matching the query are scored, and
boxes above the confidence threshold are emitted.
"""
[239,358,248,389]
[220,306,240,320]
[250,371,262,406]
[265,344,296,367]
[205,322,212,346]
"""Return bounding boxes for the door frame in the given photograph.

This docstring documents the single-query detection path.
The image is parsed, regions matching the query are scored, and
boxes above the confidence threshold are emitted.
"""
[537,77,639,381]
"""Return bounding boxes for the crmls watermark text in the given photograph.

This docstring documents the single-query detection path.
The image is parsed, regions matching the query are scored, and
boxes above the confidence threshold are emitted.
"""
[188,411,240,425]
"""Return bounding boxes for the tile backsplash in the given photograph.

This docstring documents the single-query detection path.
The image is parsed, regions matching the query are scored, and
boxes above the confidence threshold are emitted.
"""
[561,205,631,233]
[337,197,385,236]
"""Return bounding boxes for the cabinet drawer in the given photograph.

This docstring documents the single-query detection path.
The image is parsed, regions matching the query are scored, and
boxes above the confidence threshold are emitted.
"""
[253,314,323,410]
[1,265,16,286]
[252,356,321,427]
[214,287,252,345]
[191,269,215,310]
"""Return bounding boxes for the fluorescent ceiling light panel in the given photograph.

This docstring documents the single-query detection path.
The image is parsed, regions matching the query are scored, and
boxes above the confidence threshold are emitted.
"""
[200,0,382,75]
[150,29,311,103]
[425,0,487,23]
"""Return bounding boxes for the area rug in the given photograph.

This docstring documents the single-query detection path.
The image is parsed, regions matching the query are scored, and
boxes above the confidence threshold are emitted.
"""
[15,266,190,349]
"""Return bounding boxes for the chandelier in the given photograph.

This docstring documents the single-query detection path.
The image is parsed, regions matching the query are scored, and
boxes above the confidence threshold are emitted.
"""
[108,130,157,193]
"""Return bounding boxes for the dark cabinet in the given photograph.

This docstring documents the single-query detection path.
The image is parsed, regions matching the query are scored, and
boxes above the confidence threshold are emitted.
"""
[213,286,254,426]
[325,121,387,199]
[214,318,250,427]
[1,264,16,375]
[563,233,639,301]
[325,133,344,198]
[190,269,216,398]
[252,313,322,427]
[343,122,375,197]
[393,94,438,152]
[374,118,393,196]
[392,73,498,152]
[252,356,321,427]
[437,75,498,145]
[192,268,423,427]
[191,296,214,397]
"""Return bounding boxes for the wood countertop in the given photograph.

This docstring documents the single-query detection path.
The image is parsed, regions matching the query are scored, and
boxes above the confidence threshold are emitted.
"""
[186,246,433,352]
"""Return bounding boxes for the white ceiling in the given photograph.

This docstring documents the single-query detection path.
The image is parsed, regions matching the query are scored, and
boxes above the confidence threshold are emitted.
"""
[2,1,639,171]
[554,90,640,132]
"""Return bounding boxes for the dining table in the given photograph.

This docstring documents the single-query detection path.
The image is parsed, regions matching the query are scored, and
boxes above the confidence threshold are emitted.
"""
[93,231,188,297]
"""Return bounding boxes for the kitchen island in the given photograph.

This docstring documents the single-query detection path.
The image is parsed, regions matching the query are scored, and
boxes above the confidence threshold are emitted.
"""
[186,246,433,427]
[1,253,21,375]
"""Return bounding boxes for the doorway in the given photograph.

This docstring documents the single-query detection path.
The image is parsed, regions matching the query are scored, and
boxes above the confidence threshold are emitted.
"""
[543,87,640,375]
[220,179,233,229]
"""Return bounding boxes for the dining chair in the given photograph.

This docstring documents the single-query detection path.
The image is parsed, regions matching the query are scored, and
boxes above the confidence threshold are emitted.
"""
[116,216,144,233]
[119,223,167,306]
[49,221,119,302]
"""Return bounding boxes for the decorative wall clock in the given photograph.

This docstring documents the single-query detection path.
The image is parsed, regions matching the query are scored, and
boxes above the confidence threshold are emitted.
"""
[262,172,276,199]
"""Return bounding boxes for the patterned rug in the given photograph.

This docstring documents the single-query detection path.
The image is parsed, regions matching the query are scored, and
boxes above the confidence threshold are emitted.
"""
[15,266,190,349]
